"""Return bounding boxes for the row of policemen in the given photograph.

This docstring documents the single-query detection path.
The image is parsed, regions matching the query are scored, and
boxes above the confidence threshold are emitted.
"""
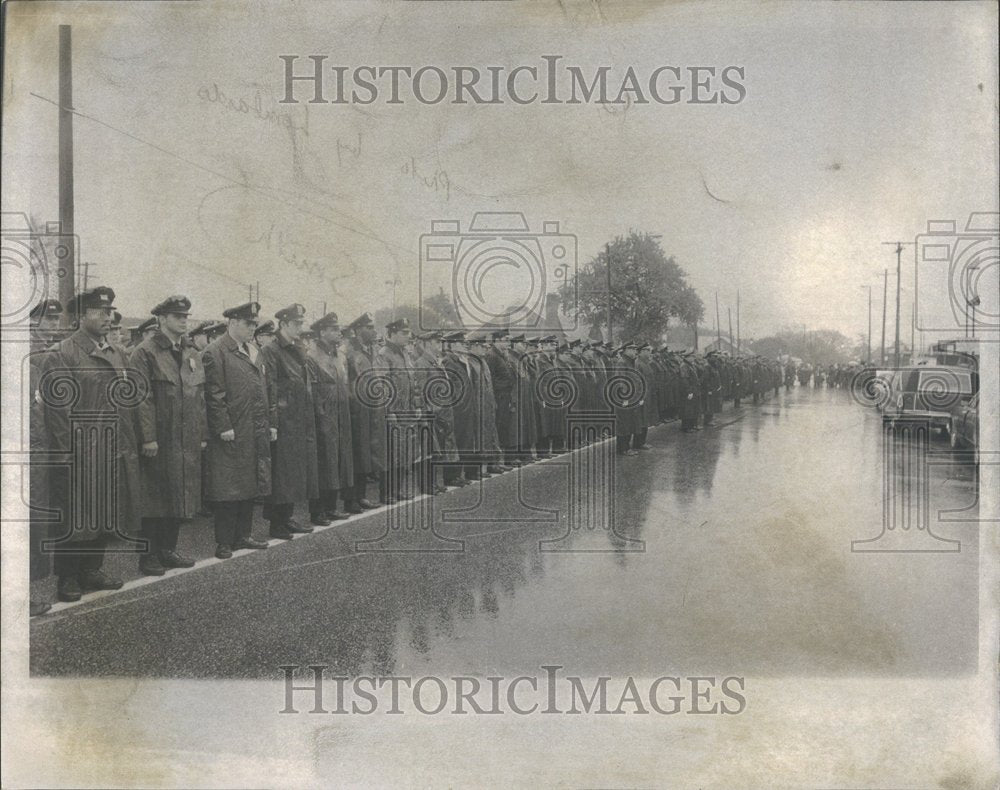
[26,289,783,612]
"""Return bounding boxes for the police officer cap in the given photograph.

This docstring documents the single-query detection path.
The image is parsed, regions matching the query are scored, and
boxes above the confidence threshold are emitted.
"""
[275,303,306,322]
[569,339,582,348]
[151,294,192,316]
[68,286,116,315]
[386,317,410,333]
[509,334,526,343]
[442,331,465,343]
[222,301,261,321]
[540,335,557,344]
[300,329,317,341]
[311,312,340,333]
[347,312,375,330]
[137,317,158,334]
[29,299,63,320]
[206,321,228,338]
[254,320,276,337]
[491,328,509,340]
[189,319,214,337]
[111,311,123,328]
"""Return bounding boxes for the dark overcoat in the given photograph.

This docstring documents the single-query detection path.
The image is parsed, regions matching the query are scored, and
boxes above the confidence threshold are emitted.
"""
[308,340,354,491]
[345,339,387,474]
[261,335,319,503]
[35,330,142,543]
[202,333,273,502]
[130,332,207,518]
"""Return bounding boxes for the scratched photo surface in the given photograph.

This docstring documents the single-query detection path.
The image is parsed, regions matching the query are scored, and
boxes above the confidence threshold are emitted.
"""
[2,1,998,788]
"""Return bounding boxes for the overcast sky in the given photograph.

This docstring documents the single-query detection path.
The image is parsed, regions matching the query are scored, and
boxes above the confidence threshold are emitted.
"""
[3,0,997,344]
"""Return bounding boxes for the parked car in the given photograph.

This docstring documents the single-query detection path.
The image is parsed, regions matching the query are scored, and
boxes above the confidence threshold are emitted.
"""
[881,364,977,433]
[949,392,979,462]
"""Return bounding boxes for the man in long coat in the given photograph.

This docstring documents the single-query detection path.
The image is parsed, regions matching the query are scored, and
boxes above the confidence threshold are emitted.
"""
[202,301,273,559]
[467,334,505,474]
[307,312,354,521]
[410,331,460,492]
[344,313,386,510]
[129,295,206,575]
[261,303,320,535]
[374,317,423,503]
[507,334,539,464]
[610,343,645,454]
[35,287,138,601]
[28,299,63,614]
[484,330,518,463]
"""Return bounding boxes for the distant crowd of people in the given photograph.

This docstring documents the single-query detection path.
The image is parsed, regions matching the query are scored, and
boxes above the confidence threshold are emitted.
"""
[26,288,786,613]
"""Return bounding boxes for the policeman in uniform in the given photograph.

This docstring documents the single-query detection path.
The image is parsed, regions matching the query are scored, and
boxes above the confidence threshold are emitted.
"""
[202,301,272,559]
[187,320,213,352]
[344,313,386,511]
[261,304,320,534]
[129,295,205,575]
[28,299,63,615]
[36,287,137,601]
[254,320,276,349]
[134,316,158,347]
[109,311,126,347]
[307,312,354,521]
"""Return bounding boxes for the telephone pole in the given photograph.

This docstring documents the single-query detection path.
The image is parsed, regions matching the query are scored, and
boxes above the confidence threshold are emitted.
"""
[880,268,887,366]
[58,25,75,326]
[605,242,613,344]
[736,289,741,354]
[728,307,734,354]
[715,290,722,349]
[882,241,914,367]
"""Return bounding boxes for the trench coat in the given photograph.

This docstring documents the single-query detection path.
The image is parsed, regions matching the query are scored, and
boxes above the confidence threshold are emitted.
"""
[202,333,273,502]
[410,345,459,462]
[508,349,539,449]
[442,351,484,457]
[308,340,354,491]
[484,346,517,449]
[345,339,386,475]
[129,332,207,518]
[610,355,645,437]
[636,356,659,427]
[35,330,142,543]
[261,335,319,504]
[375,340,427,469]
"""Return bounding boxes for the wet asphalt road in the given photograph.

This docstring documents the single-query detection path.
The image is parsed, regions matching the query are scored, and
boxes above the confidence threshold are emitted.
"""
[30,386,980,678]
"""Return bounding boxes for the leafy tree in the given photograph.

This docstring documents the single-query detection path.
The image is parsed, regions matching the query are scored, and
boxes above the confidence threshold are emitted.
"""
[749,327,856,366]
[560,231,704,344]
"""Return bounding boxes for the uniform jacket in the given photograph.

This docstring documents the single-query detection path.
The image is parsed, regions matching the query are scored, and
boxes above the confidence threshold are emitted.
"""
[308,340,355,491]
[375,340,426,468]
[130,331,207,518]
[345,338,386,474]
[261,334,319,503]
[35,330,142,542]
[610,354,645,436]
[202,332,273,501]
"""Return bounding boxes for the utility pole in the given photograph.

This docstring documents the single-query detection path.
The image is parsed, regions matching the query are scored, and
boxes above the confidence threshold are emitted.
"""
[605,242,613,344]
[248,284,253,302]
[728,307,734,354]
[736,289,741,354]
[859,284,871,363]
[882,240,915,367]
[58,25,75,326]
[255,281,260,305]
[715,290,722,349]
[880,268,887,367]
[385,276,401,320]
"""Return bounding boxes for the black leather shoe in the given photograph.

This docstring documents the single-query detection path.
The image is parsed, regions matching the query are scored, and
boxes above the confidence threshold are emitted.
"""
[215,543,233,560]
[358,499,378,510]
[30,600,52,617]
[139,557,167,577]
[160,550,195,568]
[236,536,271,549]
[57,576,82,602]
[326,510,350,521]
[345,502,364,514]
[486,464,504,473]
[380,496,398,505]
[289,521,314,534]
[79,570,124,592]
[310,513,332,526]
